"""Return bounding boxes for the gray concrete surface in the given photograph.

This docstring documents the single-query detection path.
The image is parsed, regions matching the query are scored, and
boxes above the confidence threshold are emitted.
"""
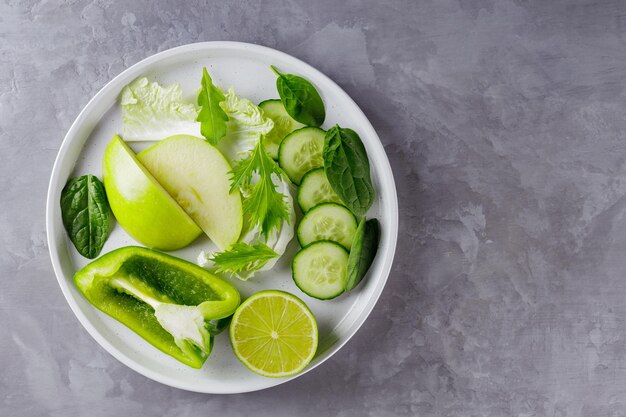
[3,0,626,415]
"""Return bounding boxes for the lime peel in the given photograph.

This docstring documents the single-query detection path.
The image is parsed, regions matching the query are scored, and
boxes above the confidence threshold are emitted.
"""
[230,290,318,378]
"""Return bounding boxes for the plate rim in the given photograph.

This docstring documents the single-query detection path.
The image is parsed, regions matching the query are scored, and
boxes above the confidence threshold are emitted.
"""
[46,41,398,393]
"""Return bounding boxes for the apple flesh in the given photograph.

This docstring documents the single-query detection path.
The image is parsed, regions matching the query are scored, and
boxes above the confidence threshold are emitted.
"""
[138,135,243,250]
[102,135,202,250]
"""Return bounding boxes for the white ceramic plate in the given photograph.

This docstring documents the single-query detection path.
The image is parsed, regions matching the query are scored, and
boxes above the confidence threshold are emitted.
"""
[46,42,398,393]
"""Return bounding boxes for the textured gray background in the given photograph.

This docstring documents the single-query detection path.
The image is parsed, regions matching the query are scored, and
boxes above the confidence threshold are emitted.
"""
[3,0,626,415]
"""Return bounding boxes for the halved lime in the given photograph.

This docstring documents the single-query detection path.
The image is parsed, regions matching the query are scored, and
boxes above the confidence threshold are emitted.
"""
[230,290,318,378]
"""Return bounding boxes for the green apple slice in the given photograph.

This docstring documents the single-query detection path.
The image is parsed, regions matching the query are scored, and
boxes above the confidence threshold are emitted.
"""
[138,135,243,250]
[102,135,202,250]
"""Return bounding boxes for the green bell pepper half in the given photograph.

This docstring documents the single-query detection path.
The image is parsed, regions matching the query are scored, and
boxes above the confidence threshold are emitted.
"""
[74,246,240,368]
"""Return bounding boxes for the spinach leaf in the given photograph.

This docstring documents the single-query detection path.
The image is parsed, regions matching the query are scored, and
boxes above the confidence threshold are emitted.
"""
[60,175,111,259]
[345,218,380,292]
[197,67,228,145]
[323,125,375,217]
[271,66,325,127]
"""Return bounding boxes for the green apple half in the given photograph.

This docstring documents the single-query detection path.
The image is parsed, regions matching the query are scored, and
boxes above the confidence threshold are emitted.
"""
[103,135,202,250]
[138,135,243,250]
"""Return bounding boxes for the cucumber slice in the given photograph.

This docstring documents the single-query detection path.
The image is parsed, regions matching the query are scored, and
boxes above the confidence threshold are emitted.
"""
[278,127,325,184]
[297,203,357,250]
[259,99,305,159]
[293,241,349,300]
[297,168,343,212]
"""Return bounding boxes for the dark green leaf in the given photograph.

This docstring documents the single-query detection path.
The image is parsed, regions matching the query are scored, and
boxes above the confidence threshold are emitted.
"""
[271,66,325,127]
[60,175,111,259]
[210,242,279,274]
[197,67,228,145]
[323,125,375,217]
[345,218,380,291]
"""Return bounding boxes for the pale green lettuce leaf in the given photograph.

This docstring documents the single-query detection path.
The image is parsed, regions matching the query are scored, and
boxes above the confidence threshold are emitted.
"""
[216,87,274,163]
[120,77,201,141]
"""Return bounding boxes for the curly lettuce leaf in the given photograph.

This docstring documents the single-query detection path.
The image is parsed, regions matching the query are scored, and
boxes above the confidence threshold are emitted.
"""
[120,77,201,141]
[210,242,278,275]
[230,140,290,238]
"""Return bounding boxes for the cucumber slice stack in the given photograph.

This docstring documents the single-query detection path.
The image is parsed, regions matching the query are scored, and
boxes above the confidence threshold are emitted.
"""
[275,118,380,300]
